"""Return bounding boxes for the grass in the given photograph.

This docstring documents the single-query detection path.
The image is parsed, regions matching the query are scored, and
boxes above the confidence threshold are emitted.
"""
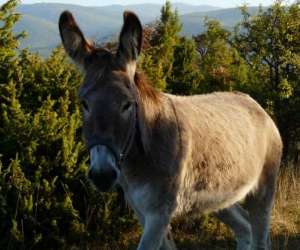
[271,164,300,250]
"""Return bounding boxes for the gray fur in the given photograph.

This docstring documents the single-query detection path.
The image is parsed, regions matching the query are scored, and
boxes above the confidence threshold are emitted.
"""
[120,92,282,250]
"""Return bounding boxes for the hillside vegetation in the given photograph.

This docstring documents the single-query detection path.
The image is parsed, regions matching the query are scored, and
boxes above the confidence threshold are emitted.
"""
[0,0,300,249]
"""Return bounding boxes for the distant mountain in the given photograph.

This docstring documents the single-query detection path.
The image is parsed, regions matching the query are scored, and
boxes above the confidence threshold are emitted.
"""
[13,3,256,56]
[180,7,261,36]
[16,14,58,54]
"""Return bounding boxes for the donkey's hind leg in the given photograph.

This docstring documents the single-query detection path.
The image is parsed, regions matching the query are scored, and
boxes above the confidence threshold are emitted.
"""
[215,204,252,250]
[244,166,279,250]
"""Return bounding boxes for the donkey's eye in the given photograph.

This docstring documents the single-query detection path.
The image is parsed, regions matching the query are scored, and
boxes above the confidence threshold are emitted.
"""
[121,101,132,112]
[81,100,89,111]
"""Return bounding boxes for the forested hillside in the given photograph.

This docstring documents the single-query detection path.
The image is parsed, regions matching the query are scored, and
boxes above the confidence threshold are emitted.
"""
[0,0,299,249]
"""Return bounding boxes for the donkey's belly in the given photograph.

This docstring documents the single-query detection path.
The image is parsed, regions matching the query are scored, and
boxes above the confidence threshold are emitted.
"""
[173,178,258,218]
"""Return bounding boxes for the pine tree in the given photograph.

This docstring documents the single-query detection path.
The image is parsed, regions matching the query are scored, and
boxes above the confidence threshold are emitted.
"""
[167,37,203,95]
[140,1,181,90]
[0,0,24,83]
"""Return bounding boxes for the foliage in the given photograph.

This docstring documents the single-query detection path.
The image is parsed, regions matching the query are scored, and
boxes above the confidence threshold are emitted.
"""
[140,0,181,90]
[233,1,300,160]
[194,19,249,93]
[0,1,137,249]
[0,0,24,84]
[167,37,203,94]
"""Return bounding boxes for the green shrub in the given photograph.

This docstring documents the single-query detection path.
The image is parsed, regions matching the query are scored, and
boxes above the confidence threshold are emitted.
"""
[0,2,138,249]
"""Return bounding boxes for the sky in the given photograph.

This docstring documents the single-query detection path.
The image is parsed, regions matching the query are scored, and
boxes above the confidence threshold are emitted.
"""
[0,0,278,8]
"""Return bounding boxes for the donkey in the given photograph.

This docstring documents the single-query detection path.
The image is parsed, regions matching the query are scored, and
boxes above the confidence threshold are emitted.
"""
[59,11,282,250]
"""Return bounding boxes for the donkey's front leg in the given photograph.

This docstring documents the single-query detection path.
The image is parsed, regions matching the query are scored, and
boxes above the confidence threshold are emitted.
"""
[137,212,170,250]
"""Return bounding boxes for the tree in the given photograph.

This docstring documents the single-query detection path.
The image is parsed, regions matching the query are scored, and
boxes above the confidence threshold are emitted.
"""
[167,37,203,95]
[140,1,181,90]
[0,0,25,81]
[233,1,300,161]
[194,19,249,93]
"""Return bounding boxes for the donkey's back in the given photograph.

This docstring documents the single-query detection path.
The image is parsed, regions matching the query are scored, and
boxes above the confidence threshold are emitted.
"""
[172,91,282,217]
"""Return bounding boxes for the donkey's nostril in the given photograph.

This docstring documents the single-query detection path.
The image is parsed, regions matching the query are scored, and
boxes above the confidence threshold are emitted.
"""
[110,169,117,181]
[88,168,94,179]
[87,167,117,192]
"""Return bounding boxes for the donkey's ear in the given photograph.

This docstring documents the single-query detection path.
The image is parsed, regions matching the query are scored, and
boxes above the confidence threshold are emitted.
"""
[117,11,143,67]
[59,11,93,67]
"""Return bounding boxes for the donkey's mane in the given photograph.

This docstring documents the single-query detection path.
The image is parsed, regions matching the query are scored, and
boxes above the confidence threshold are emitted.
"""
[134,72,161,106]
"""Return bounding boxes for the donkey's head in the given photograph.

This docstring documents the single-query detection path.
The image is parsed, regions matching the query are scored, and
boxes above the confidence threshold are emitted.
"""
[59,11,144,191]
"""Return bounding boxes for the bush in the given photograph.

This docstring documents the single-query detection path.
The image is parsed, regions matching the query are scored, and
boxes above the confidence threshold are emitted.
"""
[0,2,138,248]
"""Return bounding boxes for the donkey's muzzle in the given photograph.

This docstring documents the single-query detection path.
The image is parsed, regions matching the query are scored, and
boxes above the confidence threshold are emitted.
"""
[88,168,117,191]
[88,145,118,191]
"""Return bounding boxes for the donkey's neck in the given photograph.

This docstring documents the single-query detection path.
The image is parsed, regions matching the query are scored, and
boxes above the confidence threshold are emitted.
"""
[134,73,163,130]
[134,73,162,109]
[123,74,180,182]
[122,98,180,191]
